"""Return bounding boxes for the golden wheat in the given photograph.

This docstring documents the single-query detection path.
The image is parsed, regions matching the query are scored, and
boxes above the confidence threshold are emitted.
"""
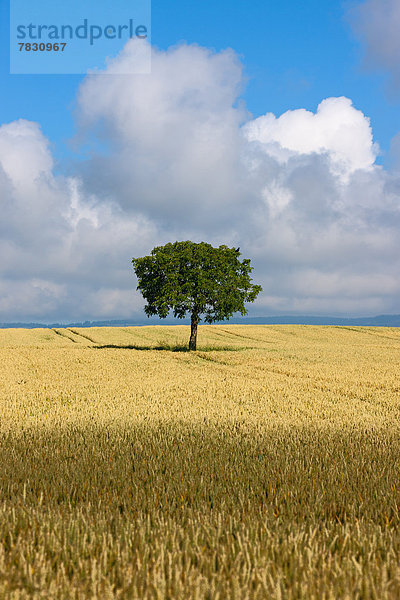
[0,324,399,598]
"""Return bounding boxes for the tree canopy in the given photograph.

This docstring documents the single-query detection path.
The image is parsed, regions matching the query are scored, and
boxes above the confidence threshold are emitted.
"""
[132,241,262,350]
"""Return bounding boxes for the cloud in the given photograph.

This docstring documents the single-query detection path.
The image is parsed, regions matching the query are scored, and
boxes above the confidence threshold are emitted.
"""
[0,120,54,190]
[243,97,378,180]
[0,117,156,321]
[0,40,400,321]
[349,0,400,90]
[75,41,248,230]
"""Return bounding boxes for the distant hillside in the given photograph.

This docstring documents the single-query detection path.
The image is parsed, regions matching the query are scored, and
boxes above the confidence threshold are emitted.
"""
[232,315,400,327]
[1,315,400,328]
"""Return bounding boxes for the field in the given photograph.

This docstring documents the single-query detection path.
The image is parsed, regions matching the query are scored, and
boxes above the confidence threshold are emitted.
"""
[0,324,400,599]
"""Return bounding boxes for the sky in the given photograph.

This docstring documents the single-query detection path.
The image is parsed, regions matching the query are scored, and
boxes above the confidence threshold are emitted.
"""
[0,0,400,322]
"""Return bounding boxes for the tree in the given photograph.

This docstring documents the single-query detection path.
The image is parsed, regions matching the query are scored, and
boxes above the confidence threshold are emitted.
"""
[132,241,262,351]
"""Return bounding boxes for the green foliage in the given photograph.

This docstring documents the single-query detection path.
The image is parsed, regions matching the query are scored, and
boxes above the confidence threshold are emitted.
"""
[132,241,262,323]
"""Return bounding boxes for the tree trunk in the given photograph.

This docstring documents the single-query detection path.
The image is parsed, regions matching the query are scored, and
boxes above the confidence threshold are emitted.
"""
[189,313,199,351]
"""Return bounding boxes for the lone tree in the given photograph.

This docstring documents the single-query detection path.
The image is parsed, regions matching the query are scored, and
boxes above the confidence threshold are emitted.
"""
[132,241,262,351]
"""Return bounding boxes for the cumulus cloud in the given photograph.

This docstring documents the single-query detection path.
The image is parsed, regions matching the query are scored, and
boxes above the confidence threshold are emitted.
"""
[75,41,248,230]
[243,97,378,180]
[349,0,400,90]
[0,120,53,190]
[0,39,400,321]
[0,117,156,320]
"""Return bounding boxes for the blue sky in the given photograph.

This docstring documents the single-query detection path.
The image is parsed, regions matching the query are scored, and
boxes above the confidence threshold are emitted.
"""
[1,0,399,162]
[1,0,400,321]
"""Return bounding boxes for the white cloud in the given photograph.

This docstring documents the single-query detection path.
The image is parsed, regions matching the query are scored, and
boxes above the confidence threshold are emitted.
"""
[261,182,293,219]
[0,116,157,321]
[349,0,400,90]
[0,40,399,321]
[243,97,378,180]
[0,120,53,191]
[75,41,248,229]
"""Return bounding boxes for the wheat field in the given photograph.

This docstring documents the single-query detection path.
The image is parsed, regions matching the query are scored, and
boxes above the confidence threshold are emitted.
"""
[0,324,400,599]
